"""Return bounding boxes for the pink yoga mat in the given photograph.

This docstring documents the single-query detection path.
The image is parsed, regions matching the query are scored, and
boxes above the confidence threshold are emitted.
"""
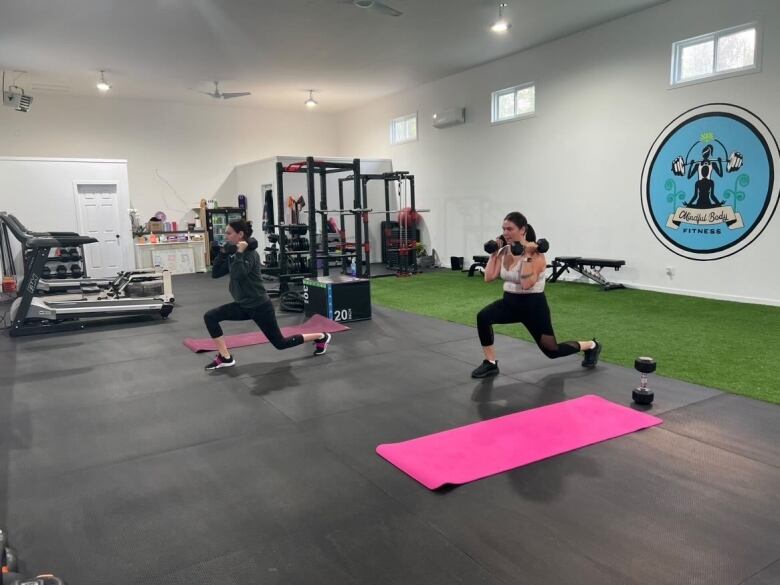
[376,395,662,489]
[183,313,350,353]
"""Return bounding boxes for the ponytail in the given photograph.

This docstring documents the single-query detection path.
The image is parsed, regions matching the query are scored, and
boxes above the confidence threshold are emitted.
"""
[503,212,536,242]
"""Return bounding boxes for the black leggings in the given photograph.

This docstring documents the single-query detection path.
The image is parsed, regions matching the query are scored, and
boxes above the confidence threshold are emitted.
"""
[477,292,580,359]
[204,301,304,350]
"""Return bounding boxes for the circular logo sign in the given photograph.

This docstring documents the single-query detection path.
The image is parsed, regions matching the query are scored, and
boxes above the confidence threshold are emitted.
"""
[641,103,779,260]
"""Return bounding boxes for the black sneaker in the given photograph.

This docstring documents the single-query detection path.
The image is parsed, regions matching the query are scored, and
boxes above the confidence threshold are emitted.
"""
[205,354,236,371]
[471,360,499,378]
[581,339,602,368]
[313,332,332,356]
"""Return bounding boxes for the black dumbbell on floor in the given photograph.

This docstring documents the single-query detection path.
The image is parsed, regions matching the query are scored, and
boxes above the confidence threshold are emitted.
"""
[632,357,656,405]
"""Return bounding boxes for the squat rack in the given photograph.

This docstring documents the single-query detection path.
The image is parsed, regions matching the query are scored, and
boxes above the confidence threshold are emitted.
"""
[337,171,427,277]
[273,157,364,292]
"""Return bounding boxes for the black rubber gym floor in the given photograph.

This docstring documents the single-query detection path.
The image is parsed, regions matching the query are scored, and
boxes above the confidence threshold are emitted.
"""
[1,273,778,585]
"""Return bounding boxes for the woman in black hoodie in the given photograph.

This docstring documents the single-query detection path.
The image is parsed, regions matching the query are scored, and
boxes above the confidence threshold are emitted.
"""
[203,219,332,370]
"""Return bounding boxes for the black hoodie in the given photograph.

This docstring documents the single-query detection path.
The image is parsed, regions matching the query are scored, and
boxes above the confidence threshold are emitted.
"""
[211,238,268,308]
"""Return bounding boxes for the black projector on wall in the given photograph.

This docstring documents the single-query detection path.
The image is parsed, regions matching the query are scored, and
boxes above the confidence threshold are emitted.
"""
[3,88,33,112]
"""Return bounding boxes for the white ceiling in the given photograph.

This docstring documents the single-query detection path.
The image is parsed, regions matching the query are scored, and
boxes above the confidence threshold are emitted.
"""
[0,0,666,112]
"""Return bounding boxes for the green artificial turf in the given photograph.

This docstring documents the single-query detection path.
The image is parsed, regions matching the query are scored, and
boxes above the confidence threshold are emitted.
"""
[371,271,780,404]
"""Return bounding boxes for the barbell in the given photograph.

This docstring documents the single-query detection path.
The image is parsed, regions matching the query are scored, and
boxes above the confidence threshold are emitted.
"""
[671,152,743,176]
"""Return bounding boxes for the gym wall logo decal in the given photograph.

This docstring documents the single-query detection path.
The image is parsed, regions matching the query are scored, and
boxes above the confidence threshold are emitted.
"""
[641,103,779,260]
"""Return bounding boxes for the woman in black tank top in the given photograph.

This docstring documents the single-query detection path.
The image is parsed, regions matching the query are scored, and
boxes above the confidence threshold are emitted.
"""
[471,212,602,379]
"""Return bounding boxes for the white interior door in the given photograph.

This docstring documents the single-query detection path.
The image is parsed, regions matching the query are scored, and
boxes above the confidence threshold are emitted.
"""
[75,183,122,278]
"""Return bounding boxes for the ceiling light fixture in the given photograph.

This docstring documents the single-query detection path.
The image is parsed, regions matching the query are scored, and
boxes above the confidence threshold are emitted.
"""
[304,89,318,108]
[96,70,111,92]
[491,3,511,33]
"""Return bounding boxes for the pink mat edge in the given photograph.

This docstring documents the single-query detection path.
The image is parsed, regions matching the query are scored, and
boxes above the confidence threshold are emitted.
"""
[376,394,663,490]
[182,314,349,352]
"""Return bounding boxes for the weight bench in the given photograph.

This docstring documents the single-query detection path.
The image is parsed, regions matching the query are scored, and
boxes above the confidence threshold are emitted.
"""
[468,255,489,277]
[547,256,626,291]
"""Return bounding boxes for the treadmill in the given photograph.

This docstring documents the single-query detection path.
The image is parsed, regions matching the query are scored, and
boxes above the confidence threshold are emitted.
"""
[0,212,174,337]
[3,213,112,293]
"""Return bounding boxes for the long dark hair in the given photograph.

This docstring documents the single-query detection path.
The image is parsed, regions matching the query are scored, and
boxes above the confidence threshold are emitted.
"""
[504,212,536,242]
[228,219,253,240]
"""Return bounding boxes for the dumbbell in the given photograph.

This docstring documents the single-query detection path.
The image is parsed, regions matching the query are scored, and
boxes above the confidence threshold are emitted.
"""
[56,265,68,279]
[484,236,550,255]
[632,357,656,405]
[70,264,83,279]
[42,266,52,279]
[484,235,506,254]
[68,248,79,261]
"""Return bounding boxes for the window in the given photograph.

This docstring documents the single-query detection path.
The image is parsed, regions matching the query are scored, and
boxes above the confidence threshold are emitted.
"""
[671,23,759,86]
[390,113,418,145]
[491,82,535,124]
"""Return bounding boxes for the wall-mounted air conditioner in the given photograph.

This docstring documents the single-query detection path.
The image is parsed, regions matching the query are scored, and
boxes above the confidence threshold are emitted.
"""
[432,108,465,129]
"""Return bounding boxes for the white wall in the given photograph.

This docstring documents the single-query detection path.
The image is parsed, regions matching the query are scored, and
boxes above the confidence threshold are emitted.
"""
[0,94,340,227]
[0,157,134,272]
[336,0,780,305]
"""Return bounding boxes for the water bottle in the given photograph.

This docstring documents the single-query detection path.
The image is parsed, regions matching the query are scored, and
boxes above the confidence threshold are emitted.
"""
[350,258,357,277]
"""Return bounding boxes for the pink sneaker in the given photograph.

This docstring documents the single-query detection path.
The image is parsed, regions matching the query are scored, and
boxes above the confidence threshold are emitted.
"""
[313,333,332,356]
[205,354,236,370]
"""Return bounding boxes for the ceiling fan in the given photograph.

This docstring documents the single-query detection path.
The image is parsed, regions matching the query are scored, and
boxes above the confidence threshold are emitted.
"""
[199,81,251,100]
[348,0,403,17]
